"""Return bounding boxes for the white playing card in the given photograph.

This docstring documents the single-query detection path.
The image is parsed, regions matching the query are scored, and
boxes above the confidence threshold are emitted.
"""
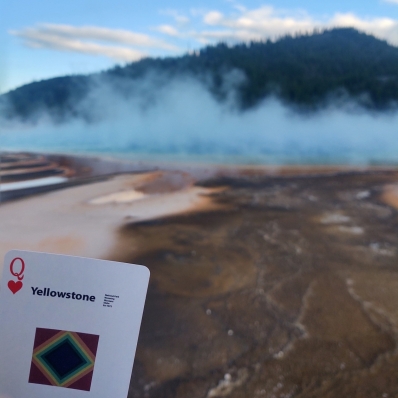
[0,250,150,398]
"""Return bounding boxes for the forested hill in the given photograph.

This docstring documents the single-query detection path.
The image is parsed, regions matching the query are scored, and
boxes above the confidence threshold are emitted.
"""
[2,28,398,123]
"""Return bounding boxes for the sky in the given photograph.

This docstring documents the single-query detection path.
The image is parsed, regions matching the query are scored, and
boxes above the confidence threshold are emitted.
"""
[3,0,398,93]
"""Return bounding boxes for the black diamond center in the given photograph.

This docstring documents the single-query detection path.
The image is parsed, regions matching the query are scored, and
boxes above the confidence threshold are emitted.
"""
[42,340,87,379]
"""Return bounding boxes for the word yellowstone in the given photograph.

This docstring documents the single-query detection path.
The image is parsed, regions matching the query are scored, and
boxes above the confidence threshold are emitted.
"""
[31,287,96,302]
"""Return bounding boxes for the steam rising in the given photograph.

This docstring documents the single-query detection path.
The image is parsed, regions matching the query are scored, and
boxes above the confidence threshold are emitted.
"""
[1,72,397,165]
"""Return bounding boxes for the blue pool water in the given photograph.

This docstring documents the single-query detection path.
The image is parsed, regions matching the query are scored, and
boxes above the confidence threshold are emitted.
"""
[1,95,397,165]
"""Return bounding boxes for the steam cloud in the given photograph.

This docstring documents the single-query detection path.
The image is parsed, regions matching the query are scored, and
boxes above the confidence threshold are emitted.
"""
[0,72,397,165]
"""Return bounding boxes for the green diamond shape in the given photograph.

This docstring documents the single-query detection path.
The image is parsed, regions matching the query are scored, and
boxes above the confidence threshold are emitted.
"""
[35,334,93,385]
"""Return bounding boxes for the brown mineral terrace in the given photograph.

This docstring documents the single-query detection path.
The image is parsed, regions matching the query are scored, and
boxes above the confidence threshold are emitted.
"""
[1,153,398,398]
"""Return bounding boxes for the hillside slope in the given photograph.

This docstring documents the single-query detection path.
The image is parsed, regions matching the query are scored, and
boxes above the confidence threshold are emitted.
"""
[2,28,398,123]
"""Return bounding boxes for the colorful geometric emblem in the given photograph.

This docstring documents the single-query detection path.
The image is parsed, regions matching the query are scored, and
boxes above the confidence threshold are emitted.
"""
[28,328,99,391]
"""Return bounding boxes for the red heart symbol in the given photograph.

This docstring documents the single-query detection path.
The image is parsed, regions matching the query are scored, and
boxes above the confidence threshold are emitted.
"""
[8,280,23,294]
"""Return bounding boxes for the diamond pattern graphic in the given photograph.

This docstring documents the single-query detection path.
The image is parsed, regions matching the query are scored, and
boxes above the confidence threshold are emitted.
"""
[29,328,99,391]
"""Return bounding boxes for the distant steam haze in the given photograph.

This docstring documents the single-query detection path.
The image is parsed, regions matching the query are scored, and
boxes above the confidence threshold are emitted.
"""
[0,72,397,165]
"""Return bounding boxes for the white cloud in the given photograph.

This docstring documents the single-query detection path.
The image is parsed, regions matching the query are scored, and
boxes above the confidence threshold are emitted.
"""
[160,9,190,25]
[39,24,178,50]
[155,25,180,37]
[192,29,264,44]
[10,24,179,61]
[188,6,398,46]
[330,13,398,43]
[204,11,225,26]
[19,33,145,61]
[189,6,317,44]
[10,5,398,63]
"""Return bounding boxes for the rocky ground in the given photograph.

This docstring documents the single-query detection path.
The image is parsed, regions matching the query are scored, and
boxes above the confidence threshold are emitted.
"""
[113,169,398,398]
[2,153,398,397]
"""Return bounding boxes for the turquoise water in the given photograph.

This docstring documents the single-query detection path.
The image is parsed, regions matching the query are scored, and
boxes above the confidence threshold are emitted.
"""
[1,97,398,165]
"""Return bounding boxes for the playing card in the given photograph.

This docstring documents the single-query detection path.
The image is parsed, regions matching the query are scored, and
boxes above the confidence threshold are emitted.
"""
[0,250,150,398]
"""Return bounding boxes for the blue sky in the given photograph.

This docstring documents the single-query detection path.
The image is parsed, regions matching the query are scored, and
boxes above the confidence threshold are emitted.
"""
[3,0,398,93]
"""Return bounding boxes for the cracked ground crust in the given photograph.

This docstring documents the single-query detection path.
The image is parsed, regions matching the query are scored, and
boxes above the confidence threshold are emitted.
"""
[112,170,398,398]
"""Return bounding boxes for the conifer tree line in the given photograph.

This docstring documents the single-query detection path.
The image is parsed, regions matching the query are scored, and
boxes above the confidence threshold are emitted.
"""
[2,28,398,123]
